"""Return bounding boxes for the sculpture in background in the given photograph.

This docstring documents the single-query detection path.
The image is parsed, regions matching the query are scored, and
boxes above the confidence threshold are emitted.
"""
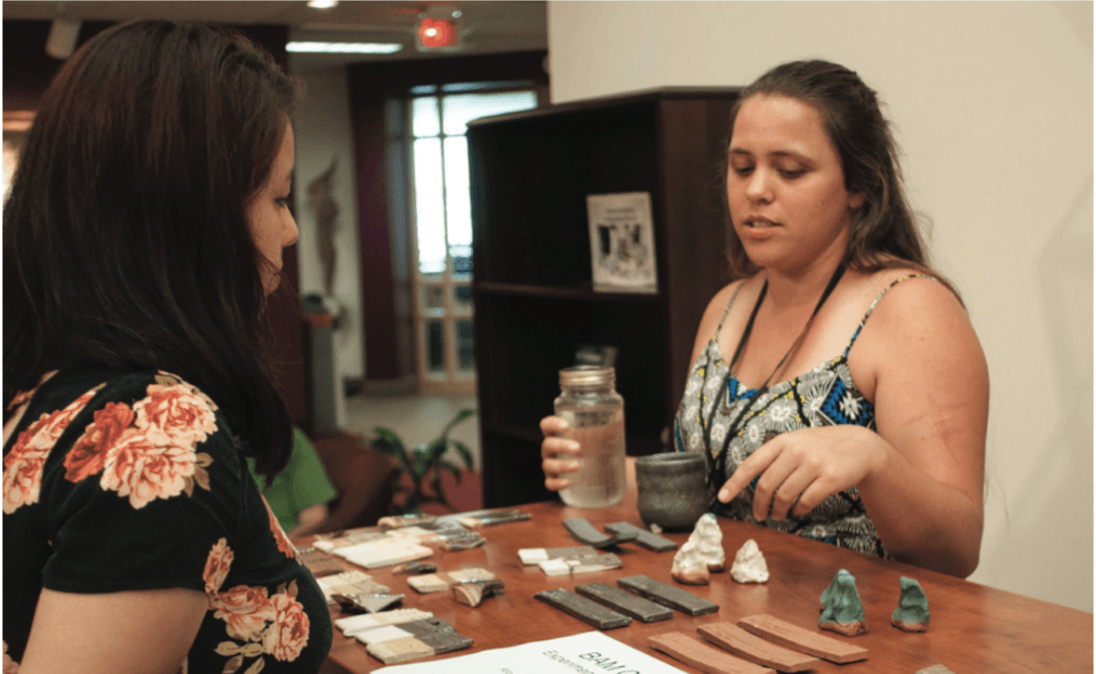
[308,158,339,296]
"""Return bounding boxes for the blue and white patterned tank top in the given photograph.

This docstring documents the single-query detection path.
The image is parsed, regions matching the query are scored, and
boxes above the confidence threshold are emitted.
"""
[673,275,930,558]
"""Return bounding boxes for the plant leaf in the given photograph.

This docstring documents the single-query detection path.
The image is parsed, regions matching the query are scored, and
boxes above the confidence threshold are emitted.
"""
[438,408,475,441]
[448,440,475,470]
[438,459,464,484]
[371,427,406,455]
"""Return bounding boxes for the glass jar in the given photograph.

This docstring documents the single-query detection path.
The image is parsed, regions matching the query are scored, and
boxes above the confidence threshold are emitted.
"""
[553,365,626,508]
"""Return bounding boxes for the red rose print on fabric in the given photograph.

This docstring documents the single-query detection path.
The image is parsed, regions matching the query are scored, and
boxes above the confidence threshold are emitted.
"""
[135,382,217,450]
[2,641,19,673]
[63,402,135,483]
[61,377,217,509]
[99,431,200,509]
[212,585,277,642]
[6,371,57,411]
[3,386,100,514]
[211,580,310,671]
[260,494,297,559]
[263,590,310,662]
[203,538,234,598]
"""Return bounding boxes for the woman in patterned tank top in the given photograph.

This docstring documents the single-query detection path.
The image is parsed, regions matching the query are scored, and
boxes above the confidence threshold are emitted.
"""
[541,60,988,579]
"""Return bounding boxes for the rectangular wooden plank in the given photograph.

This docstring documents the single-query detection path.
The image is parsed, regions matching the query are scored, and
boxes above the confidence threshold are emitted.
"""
[648,632,776,674]
[534,588,632,629]
[698,622,821,672]
[575,582,674,623]
[617,574,719,616]
[736,614,868,664]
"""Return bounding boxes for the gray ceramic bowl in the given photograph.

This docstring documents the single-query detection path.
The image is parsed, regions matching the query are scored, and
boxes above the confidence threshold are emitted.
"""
[634,452,708,530]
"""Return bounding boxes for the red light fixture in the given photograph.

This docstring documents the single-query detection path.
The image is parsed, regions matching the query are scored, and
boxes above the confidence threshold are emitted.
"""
[418,17,458,49]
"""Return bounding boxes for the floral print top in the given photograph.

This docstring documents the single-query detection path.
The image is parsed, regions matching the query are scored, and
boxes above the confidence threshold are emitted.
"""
[2,369,333,673]
[674,275,931,558]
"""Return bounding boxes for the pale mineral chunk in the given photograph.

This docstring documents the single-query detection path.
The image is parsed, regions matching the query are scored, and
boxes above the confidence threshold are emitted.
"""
[671,539,711,585]
[730,539,769,583]
[693,513,725,572]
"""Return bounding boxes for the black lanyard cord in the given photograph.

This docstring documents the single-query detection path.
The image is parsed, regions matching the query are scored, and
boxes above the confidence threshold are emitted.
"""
[705,263,847,500]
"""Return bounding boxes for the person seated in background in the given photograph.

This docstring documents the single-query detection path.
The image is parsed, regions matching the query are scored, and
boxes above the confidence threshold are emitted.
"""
[541,59,988,579]
[247,428,337,537]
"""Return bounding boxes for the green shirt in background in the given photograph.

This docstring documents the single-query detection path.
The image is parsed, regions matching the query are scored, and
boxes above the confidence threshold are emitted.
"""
[247,428,337,532]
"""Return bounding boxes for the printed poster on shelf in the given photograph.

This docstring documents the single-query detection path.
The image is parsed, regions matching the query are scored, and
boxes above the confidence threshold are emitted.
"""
[586,192,658,293]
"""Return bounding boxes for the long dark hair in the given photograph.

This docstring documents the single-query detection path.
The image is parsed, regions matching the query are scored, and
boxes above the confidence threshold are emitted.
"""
[3,20,301,477]
[724,59,959,300]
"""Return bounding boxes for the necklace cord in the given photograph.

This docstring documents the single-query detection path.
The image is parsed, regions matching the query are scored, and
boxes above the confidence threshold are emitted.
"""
[705,264,847,503]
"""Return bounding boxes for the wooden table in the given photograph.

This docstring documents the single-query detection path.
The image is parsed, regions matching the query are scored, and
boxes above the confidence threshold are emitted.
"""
[315,495,1092,673]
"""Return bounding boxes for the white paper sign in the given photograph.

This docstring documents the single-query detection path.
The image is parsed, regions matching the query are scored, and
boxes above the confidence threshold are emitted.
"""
[375,630,686,673]
[586,192,658,293]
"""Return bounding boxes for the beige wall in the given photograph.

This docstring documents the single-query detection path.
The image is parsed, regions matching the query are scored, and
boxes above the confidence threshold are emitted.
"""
[289,65,366,429]
[547,0,1093,611]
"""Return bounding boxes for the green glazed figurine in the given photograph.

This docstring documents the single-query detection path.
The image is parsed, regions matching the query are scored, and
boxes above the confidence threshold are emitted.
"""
[892,576,930,632]
[819,568,868,636]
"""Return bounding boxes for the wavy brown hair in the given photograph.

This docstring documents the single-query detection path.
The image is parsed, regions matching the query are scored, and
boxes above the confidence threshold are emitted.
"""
[3,20,302,477]
[723,60,959,301]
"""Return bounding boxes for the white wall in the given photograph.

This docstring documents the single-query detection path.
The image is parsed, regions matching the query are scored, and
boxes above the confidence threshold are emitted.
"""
[289,65,366,429]
[547,0,1093,612]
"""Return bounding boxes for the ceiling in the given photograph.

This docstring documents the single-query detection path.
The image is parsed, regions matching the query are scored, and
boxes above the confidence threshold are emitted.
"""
[2,1,549,71]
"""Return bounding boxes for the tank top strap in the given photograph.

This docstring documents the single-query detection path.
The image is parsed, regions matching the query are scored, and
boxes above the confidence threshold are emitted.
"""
[843,274,936,356]
[712,280,747,339]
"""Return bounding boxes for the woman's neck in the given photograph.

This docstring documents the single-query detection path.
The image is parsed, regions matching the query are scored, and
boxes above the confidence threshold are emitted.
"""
[761,248,848,312]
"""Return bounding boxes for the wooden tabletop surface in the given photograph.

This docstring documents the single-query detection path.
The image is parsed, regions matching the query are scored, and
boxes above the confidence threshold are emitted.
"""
[315,493,1092,674]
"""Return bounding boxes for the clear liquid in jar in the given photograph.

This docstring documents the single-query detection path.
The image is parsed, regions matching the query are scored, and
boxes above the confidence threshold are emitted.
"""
[556,405,625,508]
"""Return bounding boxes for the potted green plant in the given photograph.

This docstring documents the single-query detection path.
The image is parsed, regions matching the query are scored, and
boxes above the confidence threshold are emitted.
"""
[370,408,475,515]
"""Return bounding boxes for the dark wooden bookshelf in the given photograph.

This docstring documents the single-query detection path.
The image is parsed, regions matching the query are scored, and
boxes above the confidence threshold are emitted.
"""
[468,87,741,508]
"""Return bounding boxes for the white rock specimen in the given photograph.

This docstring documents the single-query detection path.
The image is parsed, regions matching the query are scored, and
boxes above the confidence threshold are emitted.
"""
[693,513,725,572]
[730,539,769,584]
[671,539,710,585]
[671,513,725,584]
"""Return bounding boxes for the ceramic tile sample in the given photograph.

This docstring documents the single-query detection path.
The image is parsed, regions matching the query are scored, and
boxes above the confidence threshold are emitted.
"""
[648,632,775,674]
[736,614,868,664]
[365,618,473,664]
[616,575,719,616]
[563,518,637,548]
[697,622,820,672]
[518,545,600,565]
[332,538,433,569]
[407,567,496,594]
[317,570,390,604]
[537,553,622,576]
[335,608,434,636]
[535,588,632,630]
[604,522,679,552]
[575,582,673,623]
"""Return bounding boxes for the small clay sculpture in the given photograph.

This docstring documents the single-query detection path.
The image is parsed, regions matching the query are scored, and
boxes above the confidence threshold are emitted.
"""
[671,513,725,584]
[730,539,769,584]
[891,576,930,632]
[694,513,726,571]
[818,569,868,636]
[671,539,711,585]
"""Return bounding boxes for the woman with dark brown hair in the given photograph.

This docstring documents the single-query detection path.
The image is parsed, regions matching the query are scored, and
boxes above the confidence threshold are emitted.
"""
[542,60,988,579]
[3,20,332,673]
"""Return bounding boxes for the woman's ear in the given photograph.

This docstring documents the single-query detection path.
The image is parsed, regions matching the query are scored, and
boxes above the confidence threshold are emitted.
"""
[848,191,865,210]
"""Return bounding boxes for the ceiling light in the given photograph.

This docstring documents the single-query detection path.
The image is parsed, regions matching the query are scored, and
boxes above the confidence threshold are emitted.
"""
[286,41,403,54]
[306,0,339,9]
